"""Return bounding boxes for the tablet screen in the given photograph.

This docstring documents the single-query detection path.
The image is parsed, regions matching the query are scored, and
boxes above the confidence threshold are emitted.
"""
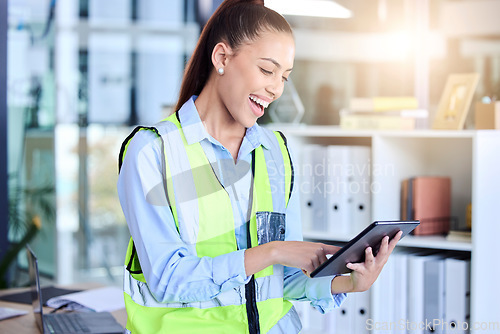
[310,220,420,278]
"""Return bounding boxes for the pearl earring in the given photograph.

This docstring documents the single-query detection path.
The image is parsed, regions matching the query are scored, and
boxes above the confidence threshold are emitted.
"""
[218,68,224,75]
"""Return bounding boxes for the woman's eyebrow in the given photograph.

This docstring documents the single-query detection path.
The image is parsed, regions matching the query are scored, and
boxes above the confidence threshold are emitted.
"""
[259,57,293,72]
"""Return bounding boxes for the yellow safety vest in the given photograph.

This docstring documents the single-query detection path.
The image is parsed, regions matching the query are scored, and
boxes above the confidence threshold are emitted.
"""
[119,112,297,334]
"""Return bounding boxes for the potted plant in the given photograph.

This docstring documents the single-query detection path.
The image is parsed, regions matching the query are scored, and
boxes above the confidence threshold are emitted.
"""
[0,184,54,288]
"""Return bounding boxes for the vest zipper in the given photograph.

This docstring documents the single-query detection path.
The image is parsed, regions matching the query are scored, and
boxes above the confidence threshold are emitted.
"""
[245,277,260,334]
[245,150,260,334]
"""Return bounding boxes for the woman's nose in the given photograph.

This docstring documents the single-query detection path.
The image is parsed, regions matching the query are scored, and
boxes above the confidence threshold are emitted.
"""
[267,79,284,100]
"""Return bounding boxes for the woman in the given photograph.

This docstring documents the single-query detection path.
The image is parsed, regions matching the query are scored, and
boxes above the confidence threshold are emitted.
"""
[117,0,401,333]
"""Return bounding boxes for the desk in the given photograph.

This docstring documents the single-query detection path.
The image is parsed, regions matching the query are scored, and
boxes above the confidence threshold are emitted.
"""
[0,284,127,334]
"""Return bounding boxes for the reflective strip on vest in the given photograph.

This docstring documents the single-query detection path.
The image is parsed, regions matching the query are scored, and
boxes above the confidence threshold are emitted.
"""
[268,306,302,334]
[124,265,285,309]
[124,292,296,334]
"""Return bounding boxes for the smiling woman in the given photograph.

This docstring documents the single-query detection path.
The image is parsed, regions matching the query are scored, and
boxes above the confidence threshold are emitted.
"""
[195,29,295,142]
[174,0,293,112]
[117,1,399,333]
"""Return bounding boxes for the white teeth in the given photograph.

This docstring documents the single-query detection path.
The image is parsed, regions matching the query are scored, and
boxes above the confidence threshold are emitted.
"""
[250,95,270,108]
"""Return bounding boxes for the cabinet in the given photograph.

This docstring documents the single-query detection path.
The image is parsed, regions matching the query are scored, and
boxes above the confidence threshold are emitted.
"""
[277,125,500,330]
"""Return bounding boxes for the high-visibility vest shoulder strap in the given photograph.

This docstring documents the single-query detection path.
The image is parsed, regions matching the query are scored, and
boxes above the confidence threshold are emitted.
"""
[275,130,294,206]
[118,125,161,173]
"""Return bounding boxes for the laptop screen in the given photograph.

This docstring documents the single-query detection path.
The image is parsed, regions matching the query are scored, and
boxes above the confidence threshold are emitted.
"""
[27,245,45,333]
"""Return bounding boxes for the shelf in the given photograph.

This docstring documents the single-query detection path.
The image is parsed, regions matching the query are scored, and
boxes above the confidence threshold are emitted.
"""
[271,124,478,139]
[303,231,472,251]
[287,124,500,324]
[399,235,471,251]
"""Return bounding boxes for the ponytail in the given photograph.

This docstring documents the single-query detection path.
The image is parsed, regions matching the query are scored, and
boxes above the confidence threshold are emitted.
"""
[174,0,292,112]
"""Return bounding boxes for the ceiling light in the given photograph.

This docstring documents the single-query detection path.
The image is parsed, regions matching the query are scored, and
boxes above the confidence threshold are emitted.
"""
[266,0,352,19]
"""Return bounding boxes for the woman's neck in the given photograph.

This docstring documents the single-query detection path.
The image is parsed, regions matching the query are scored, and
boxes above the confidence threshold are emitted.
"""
[195,83,246,161]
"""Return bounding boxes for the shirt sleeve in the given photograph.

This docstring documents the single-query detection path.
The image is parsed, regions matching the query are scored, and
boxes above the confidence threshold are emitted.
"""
[117,129,250,304]
[282,143,347,314]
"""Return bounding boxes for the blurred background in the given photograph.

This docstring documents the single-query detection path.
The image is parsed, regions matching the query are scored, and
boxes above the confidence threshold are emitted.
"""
[1,0,499,288]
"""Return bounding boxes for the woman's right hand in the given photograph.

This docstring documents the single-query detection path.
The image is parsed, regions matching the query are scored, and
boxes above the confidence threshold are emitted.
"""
[270,241,341,276]
[244,241,341,277]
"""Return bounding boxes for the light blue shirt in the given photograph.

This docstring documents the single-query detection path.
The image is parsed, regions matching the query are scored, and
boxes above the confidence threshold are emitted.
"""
[117,96,346,314]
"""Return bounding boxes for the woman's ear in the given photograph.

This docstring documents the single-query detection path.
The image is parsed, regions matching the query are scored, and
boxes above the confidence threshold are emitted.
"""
[211,42,232,74]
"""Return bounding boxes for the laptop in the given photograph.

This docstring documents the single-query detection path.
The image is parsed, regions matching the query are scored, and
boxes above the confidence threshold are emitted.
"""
[26,245,124,334]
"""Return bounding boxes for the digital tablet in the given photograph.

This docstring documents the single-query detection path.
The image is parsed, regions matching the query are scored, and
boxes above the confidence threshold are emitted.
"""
[310,220,420,278]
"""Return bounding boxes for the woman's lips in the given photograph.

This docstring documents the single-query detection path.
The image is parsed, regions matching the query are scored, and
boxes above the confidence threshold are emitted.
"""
[249,96,265,117]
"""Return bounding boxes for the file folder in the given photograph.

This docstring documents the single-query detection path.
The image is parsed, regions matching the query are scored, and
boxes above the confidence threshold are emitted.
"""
[370,253,395,334]
[326,145,350,237]
[444,257,470,334]
[424,257,446,334]
[407,252,440,334]
[347,146,371,235]
[300,144,327,233]
[352,290,370,334]
[393,252,408,334]
[334,293,353,333]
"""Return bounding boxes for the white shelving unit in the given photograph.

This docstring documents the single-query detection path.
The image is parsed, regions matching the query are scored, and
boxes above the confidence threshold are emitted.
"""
[276,125,500,328]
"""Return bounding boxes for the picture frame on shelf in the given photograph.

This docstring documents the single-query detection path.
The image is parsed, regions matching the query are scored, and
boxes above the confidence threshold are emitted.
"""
[432,73,480,130]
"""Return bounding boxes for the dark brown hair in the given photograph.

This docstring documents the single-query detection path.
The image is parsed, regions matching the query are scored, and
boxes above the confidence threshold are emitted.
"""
[174,0,293,112]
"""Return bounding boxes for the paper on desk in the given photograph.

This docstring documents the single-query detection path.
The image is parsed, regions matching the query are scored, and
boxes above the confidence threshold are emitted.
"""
[46,286,124,312]
[0,307,28,321]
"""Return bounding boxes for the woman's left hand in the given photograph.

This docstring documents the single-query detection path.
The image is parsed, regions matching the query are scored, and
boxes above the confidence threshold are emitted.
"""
[344,230,403,292]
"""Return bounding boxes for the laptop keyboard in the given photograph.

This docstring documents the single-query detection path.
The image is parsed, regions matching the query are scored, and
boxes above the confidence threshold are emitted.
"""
[44,313,90,333]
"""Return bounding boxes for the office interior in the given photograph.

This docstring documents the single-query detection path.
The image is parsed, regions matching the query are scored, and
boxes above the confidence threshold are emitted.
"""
[1,0,499,331]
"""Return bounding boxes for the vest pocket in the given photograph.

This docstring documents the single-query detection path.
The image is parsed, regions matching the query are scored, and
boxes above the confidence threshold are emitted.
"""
[255,211,286,244]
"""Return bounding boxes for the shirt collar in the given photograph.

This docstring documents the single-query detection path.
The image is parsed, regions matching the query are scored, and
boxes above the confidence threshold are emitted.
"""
[177,95,271,150]
[246,124,271,150]
[177,96,210,146]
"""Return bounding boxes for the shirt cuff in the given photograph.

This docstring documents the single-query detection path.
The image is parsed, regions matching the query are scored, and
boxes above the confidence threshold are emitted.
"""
[212,249,251,292]
[306,275,347,314]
